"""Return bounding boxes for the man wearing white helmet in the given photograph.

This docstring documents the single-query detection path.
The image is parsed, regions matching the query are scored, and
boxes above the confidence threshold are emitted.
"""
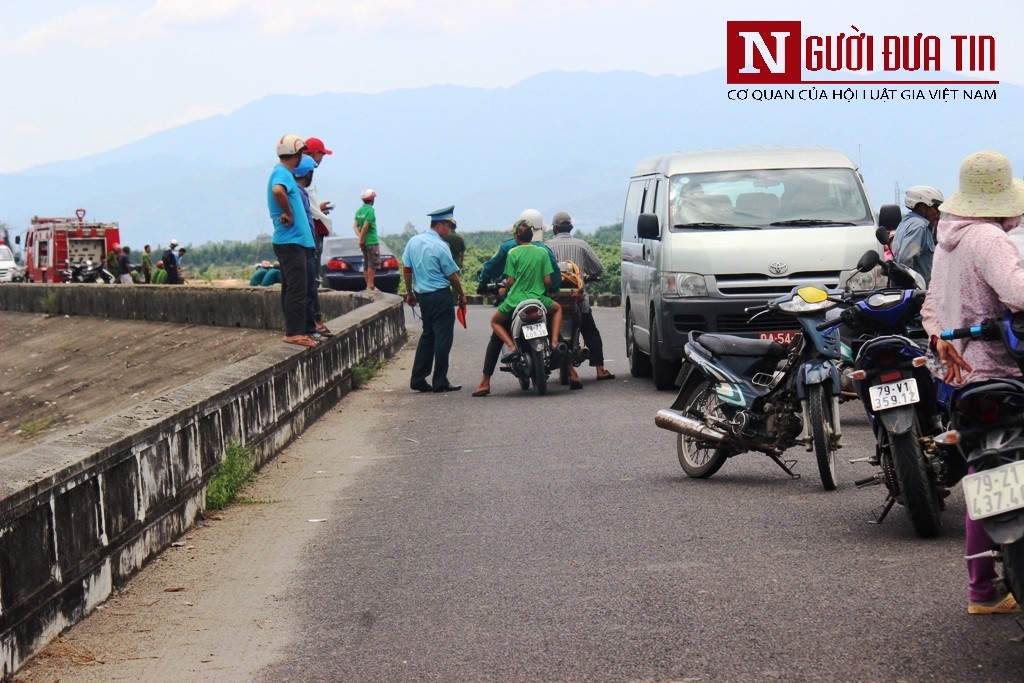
[892,185,944,286]
[162,238,181,285]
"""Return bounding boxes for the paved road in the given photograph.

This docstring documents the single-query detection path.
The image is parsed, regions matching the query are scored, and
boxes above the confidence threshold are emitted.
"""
[260,306,1024,681]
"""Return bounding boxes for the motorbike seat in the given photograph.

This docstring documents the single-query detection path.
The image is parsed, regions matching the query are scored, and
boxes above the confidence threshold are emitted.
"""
[696,333,788,359]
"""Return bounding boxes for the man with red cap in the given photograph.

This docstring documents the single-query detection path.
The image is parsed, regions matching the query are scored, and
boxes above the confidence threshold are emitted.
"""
[304,136,335,335]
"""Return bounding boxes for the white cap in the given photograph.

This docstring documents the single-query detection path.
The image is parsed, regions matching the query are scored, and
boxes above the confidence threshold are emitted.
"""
[519,208,546,242]
[361,188,377,200]
[275,134,306,157]
[169,238,179,247]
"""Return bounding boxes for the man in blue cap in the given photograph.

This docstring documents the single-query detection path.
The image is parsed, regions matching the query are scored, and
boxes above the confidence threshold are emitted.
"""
[402,205,468,392]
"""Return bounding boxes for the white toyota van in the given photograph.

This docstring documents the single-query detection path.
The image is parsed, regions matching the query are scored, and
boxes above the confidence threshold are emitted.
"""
[621,146,880,389]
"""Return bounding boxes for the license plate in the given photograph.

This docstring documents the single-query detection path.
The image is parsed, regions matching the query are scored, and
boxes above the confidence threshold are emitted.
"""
[758,331,797,344]
[963,460,1024,520]
[523,323,547,340]
[868,377,919,411]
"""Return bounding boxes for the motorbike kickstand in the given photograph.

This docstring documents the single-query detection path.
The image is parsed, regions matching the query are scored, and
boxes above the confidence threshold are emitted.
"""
[869,495,897,525]
[767,452,800,479]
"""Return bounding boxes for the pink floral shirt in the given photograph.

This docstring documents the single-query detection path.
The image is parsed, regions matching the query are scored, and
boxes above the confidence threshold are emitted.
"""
[921,215,1024,386]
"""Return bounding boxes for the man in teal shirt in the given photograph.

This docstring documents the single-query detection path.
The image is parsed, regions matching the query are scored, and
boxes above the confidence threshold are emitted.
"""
[354,189,380,292]
[402,206,467,393]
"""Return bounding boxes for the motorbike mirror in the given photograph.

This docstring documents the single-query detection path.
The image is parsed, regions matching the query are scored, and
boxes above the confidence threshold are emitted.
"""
[874,226,892,247]
[877,204,902,231]
[856,249,880,273]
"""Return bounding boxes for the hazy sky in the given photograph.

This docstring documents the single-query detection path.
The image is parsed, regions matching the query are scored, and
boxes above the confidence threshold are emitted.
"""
[1,0,1021,173]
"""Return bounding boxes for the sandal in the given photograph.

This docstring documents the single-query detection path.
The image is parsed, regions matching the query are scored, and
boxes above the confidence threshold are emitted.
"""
[283,335,317,348]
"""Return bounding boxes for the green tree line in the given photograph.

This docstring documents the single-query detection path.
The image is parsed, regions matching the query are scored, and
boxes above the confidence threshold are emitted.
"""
[174,222,624,293]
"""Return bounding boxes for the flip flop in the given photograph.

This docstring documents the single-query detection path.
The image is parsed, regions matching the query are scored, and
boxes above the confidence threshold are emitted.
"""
[570,380,584,390]
[471,389,491,397]
[596,373,616,381]
[283,335,317,348]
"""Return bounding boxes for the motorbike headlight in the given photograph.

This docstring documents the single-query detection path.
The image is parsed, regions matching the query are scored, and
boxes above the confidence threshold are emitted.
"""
[866,292,903,307]
[845,268,877,292]
[777,287,836,313]
[660,272,708,298]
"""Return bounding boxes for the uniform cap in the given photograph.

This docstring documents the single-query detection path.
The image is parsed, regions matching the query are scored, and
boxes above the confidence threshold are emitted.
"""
[169,238,179,247]
[427,205,456,225]
[260,260,271,268]
[304,137,332,155]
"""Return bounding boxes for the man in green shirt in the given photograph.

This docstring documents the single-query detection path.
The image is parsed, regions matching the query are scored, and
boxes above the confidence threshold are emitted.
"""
[151,260,168,284]
[353,188,380,292]
[490,219,563,359]
[141,244,153,283]
[442,221,465,268]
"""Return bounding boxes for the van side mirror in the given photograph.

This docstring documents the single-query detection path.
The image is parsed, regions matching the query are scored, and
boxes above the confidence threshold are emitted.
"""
[14,235,20,245]
[637,213,660,240]
[877,204,902,231]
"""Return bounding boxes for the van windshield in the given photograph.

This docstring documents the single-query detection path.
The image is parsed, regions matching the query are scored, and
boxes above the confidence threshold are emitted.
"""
[0,245,13,261]
[670,168,871,229]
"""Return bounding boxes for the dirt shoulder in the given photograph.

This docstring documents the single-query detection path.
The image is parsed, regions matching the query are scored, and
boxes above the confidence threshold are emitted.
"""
[0,312,281,461]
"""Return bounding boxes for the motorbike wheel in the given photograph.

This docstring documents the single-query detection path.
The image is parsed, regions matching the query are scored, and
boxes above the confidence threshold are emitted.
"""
[889,418,943,537]
[626,308,652,378]
[675,376,729,478]
[808,385,838,491]
[531,347,548,396]
[1002,541,1024,605]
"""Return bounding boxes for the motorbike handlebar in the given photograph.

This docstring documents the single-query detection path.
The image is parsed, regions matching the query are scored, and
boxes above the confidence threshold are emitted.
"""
[940,321,991,341]
[743,304,770,314]
[815,319,838,332]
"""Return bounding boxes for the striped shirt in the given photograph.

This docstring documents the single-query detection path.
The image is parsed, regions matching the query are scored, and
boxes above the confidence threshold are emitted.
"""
[546,233,604,278]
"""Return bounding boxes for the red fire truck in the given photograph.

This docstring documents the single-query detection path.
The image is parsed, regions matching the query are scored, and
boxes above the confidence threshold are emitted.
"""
[23,209,121,283]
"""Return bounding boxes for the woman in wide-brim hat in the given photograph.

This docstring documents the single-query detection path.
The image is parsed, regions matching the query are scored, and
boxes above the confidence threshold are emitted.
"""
[922,150,1024,614]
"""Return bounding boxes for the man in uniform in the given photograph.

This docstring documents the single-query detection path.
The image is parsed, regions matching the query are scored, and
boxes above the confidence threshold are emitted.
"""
[442,218,466,268]
[141,244,153,284]
[402,205,467,393]
[547,211,615,382]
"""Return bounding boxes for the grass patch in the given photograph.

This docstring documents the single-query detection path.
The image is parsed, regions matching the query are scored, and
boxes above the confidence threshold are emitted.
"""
[352,357,386,389]
[39,291,60,314]
[17,418,54,437]
[205,441,256,511]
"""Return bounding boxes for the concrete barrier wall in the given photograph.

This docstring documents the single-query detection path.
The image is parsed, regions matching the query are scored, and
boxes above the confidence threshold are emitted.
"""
[0,293,407,679]
[0,283,367,330]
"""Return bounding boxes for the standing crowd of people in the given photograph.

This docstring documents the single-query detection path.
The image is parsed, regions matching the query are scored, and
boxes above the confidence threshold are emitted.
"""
[105,240,187,284]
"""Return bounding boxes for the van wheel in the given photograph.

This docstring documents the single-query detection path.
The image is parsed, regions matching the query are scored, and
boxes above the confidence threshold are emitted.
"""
[626,308,651,378]
[650,313,681,391]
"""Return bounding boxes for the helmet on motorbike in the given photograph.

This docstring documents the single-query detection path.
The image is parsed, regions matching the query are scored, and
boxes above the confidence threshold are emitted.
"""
[904,185,944,211]
[558,260,584,288]
[518,209,546,242]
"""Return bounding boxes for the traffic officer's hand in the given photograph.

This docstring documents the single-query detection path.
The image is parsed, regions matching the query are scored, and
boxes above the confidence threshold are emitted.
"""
[405,292,417,306]
[457,293,467,307]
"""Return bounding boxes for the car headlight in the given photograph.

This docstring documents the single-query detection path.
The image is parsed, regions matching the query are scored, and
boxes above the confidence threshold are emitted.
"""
[660,272,708,298]
[845,268,877,292]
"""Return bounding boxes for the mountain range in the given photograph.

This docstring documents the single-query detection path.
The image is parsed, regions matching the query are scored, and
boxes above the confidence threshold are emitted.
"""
[1,69,1021,248]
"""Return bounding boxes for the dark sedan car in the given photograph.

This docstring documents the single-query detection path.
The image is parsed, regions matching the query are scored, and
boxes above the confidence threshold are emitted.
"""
[321,237,400,293]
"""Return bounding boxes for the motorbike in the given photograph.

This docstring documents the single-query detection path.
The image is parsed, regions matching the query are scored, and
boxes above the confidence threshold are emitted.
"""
[498,297,563,396]
[655,283,847,490]
[936,312,1024,602]
[61,258,114,284]
[822,248,964,537]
